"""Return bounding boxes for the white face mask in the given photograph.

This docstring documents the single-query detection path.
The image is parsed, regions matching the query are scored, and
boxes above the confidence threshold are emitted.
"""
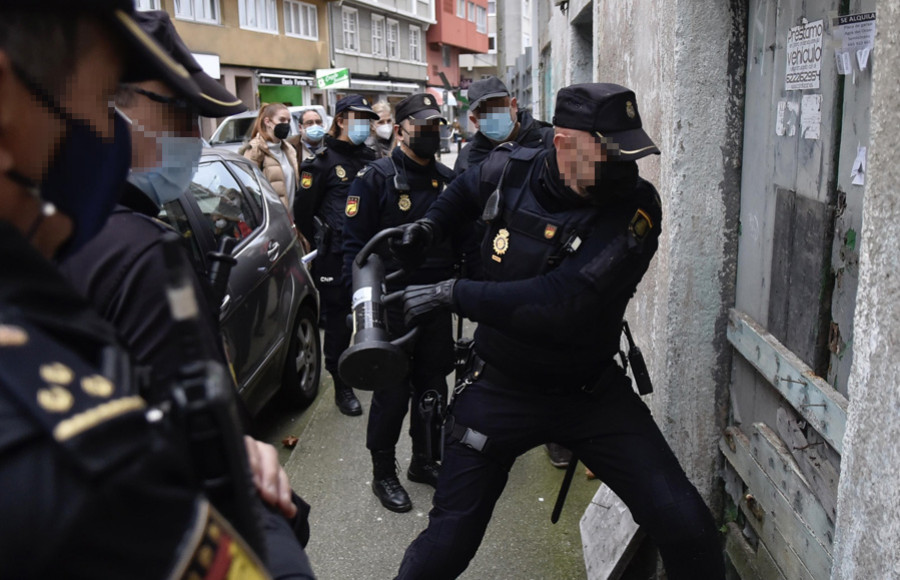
[127,135,203,207]
[375,124,394,141]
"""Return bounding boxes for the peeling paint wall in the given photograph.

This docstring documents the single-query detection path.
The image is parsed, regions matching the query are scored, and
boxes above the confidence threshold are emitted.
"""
[832,3,900,577]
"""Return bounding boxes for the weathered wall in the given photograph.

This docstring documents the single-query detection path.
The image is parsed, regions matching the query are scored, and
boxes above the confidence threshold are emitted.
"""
[591,0,745,503]
[832,3,900,578]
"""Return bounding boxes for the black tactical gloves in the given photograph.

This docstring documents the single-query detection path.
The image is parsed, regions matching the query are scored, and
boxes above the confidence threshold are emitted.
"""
[390,218,437,271]
[403,279,456,327]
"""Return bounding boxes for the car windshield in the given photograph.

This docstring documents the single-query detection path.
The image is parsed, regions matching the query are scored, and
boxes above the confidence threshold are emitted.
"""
[210,117,255,144]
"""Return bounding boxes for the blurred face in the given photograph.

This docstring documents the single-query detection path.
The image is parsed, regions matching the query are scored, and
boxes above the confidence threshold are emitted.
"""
[0,19,123,255]
[399,117,442,162]
[553,128,610,194]
[119,80,200,170]
[469,96,517,139]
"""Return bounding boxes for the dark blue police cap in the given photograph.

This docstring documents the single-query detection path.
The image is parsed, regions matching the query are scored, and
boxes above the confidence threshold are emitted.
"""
[334,94,379,119]
[0,0,201,94]
[395,93,447,124]
[467,76,510,111]
[553,83,660,161]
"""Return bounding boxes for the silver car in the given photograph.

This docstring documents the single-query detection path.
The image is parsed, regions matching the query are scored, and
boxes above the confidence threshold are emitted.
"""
[159,148,321,414]
[208,105,332,154]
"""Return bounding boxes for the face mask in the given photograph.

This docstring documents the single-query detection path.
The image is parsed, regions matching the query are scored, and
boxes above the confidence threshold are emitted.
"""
[347,119,371,145]
[128,135,203,207]
[304,124,325,143]
[479,110,515,142]
[5,66,131,257]
[215,218,227,230]
[273,121,291,140]
[375,124,394,141]
[404,128,441,159]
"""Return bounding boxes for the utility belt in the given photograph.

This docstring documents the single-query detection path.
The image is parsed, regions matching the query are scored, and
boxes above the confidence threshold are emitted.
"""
[464,353,623,397]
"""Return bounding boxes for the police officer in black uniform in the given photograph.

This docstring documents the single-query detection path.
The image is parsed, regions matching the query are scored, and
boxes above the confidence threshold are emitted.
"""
[0,2,312,578]
[295,94,378,415]
[454,76,554,175]
[392,83,725,579]
[342,93,465,512]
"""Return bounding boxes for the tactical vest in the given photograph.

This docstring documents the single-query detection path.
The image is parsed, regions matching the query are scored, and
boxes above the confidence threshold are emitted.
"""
[479,145,602,281]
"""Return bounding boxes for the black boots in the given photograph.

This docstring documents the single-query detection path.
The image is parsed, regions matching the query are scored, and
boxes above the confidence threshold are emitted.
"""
[545,443,573,468]
[333,378,362,416]
[372,450,412,513]
[407,453,440,488]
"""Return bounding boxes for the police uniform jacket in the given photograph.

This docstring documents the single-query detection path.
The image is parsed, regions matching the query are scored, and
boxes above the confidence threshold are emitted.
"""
[426,144,662,390]
[58,183,224,404]
[453,109,554,174]
[341,147,463,290]
[0,223,272,579]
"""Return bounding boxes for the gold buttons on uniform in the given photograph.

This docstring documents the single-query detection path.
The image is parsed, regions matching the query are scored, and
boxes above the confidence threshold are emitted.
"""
[40,362,74,385]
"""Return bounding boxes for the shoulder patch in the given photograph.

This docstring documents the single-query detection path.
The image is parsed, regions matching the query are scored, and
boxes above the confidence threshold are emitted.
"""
[357,166,371,178]
[301,171,313,189]
[345,196,360,217]
[629,208,654,244]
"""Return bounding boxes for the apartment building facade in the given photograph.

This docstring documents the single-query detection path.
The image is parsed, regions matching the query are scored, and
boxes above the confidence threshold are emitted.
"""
[327,0,435,107]
[424,0,489,106]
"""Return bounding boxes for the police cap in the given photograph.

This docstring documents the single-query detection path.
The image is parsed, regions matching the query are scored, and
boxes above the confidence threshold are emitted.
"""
[553,83,660,161]
[1,0,201,97]
[467,76,510,112]
[335,94,379,119]
[133,11,246,117]
[395,93,447,124]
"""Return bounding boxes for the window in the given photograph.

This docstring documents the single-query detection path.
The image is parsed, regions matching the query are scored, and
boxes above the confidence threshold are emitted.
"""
[239,0,278,33]
[190,162,257,244]
[523,32,531,48]
[228,163,266,225]
[409,25,422,62]
[284,1,318,40]
[488,0,495,15]
[455,0,465,18]
[174,0,219,23]
[476,6,486,33]
[372,15,385,57]
[386,20,400,59]
[488,34,496,53]
[136,0,161,9]
[342,8,359,52]
[442,45,451,67]
[467,1,475,22]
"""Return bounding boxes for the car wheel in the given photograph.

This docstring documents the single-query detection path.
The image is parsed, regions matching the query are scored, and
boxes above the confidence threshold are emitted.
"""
[282,305,321,407]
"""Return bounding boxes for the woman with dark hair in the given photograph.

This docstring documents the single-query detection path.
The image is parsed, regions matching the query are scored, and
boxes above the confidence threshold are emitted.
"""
[294,94,378,416]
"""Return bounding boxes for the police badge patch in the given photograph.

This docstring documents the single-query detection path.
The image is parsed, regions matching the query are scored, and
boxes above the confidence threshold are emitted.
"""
[336,165,347,180]
[346,196,360,217]
[492,228,510,262]
[398,194,411,211]
[629,208,653,242]
[300,171,313,189]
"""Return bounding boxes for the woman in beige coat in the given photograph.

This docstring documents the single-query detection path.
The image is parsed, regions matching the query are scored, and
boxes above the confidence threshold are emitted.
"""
[242,103,300,211]
[242,103,309,251]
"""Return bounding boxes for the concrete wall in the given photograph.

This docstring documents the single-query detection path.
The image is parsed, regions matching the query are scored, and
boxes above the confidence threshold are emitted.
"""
[541,0,745,505]
[832,3,900,577]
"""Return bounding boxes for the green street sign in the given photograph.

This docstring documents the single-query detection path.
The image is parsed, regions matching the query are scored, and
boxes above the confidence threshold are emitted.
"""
[316,68,351,89]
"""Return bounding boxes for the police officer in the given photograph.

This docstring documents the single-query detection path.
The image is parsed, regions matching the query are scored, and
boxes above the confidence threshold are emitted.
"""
[0,1,312,577]
[295,94,378,416]
[392,83,725,579]
[56,11,315,575]
[454,76,554,174]
[342,93,462,512]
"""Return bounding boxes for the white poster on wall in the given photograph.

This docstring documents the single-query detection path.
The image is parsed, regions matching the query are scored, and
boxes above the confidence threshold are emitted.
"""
[785,19,825,90]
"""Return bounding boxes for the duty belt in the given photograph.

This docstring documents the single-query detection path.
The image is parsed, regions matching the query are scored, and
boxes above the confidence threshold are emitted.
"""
[468,354,618,396]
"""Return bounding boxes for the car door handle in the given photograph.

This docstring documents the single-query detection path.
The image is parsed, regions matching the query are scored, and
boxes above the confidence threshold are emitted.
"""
[267,240,280,262]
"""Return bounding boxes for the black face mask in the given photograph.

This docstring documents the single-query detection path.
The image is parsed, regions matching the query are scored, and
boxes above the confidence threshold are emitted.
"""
[404,128,441,159]
[583,160,639,203]
[273,122,291,140]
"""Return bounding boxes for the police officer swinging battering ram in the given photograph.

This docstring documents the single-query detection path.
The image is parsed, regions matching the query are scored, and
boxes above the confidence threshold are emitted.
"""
[389,83,726,579]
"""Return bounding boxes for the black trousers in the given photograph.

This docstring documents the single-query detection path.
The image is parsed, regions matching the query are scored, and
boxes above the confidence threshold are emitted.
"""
[366,308,454,455]
[395,367,725,580]
[318,283,351,378]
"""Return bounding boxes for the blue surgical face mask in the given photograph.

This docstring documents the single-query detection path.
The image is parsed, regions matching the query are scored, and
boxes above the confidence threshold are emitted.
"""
[304,124,325,143]
[348,119,371,145]
[127,135,203,207]
[4,65,132,258]
[479,110,515,142]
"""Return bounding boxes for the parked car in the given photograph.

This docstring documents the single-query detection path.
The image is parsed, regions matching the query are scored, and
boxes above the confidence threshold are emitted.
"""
[208,105,332,153]
[157,148,321,414]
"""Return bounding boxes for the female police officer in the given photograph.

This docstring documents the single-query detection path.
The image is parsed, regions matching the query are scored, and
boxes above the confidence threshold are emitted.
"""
[392,83,725,579]
[295,95,378,416]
